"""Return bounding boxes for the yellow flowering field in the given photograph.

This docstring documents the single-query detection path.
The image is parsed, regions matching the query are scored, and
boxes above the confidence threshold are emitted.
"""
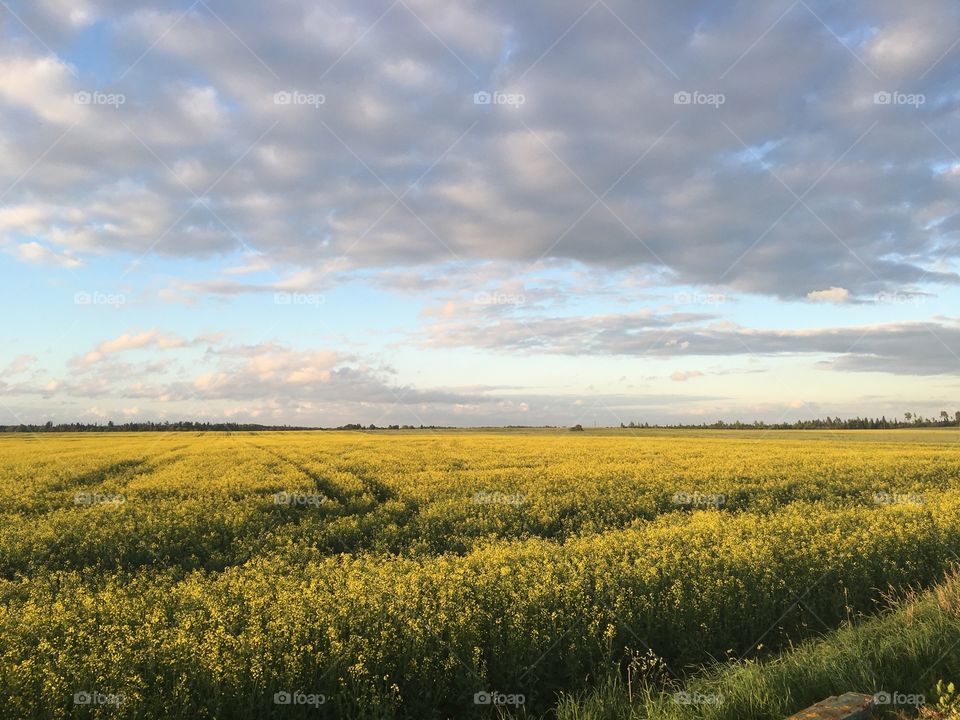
[1,429,959,718]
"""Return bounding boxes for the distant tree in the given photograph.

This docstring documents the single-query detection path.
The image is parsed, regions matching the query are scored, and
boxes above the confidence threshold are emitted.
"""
[570,424,584,432]
[905,412,913,422]
[941,411,950,425]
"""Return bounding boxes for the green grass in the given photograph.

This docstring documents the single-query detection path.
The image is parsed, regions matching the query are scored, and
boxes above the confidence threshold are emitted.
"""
[550,572,960,719]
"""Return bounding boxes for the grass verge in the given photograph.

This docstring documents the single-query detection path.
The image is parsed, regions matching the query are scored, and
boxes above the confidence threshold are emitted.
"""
[551,570,960,720]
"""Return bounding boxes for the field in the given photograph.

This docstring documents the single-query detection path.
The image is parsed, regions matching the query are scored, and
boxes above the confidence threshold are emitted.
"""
[2,429,960,718]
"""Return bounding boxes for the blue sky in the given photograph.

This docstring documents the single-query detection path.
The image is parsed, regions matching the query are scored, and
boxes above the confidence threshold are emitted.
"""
[1,0,959,425]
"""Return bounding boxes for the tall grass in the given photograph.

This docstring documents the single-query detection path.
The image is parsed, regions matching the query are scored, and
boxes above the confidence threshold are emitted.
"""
[554,572,960,719]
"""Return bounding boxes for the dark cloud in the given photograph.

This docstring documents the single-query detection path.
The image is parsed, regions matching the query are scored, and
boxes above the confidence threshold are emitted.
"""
[0,0,959,296]
[423,310,960,375]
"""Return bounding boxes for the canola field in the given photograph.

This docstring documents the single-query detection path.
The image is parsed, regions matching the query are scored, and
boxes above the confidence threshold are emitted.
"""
[1,429,960,719]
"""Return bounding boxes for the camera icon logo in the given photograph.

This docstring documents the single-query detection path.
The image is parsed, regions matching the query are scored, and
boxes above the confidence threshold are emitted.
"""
[274,91,292,105]
[674,91,692,105]
[274,691,292,705]
[474,691,492,704]
[73,691,92,705]
[874,91,892,105]
[73,91,92,105]
[473,91,492,105]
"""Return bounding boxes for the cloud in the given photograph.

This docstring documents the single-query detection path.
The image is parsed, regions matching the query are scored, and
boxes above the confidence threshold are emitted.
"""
[9,329,732,425]
[423,308,960,375]
[222,255,272,275]
[21,335,532,423]
[186,343,495,407]
[0,1,957,297]
[3,1,960,425]
[73,330,222,366]
[807,287,851,303]
[76,331,168,366]
[14,242,84,268]
[0,54,83,124]
[4,355,36,376]
[671,370,704,382]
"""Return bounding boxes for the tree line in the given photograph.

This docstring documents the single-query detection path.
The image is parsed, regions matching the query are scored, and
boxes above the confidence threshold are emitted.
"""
[0,421,452,433]
[3,412,959,433]
[621,411,960,430]
[0,421,313,433]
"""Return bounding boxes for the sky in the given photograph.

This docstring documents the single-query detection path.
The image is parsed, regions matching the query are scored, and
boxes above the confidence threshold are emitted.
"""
[1,0,959,426]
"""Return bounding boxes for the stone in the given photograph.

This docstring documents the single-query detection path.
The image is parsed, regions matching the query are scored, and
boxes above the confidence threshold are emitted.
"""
[785,692,875,720]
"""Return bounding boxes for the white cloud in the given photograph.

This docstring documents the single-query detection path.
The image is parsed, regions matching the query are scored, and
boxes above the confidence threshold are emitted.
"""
[0,55,83,124]
[15,241,84,268]
[4,355,36,376]
[74,330,221,366]
[807,287,850,303]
